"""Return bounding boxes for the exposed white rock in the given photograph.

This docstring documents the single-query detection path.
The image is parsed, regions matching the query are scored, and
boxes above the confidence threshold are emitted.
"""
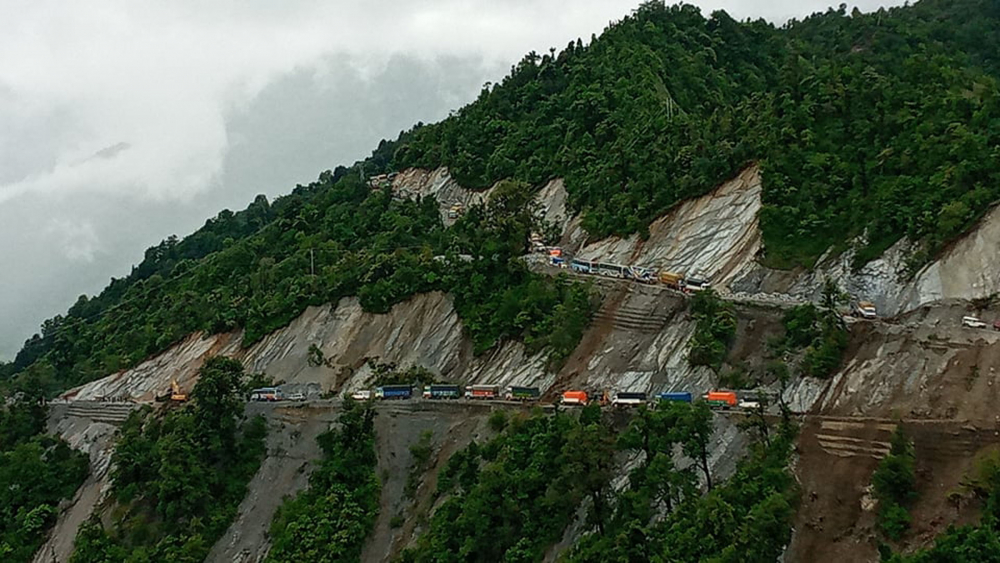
[62,332,240,402]
[901,204,1000,311]
[575,166,763,289]
[390,168,496,226]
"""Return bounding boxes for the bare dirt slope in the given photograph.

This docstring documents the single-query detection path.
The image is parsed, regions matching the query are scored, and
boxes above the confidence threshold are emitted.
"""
[789,417,996,562]
[35,406,123,563]
[577,166,763,288]
[207,403,336,563]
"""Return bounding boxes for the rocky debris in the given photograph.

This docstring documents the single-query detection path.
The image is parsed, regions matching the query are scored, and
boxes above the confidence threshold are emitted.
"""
[733,203,1000,318]
[48,165,1000,563]
[533,178,573,235]
[901,204,1000,311]
[206,404,337,563]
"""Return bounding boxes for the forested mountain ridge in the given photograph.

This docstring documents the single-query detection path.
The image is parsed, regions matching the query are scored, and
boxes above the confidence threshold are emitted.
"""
[398,0,1000,266]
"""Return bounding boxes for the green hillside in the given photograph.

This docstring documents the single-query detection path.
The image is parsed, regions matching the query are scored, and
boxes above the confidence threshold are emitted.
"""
[398,0,1000,267]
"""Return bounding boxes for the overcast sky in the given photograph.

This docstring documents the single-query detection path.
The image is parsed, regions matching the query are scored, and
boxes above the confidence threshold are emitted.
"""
[0,0,905,361]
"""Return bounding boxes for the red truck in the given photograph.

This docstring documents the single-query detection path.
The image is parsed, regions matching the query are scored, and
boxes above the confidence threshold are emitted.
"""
[465,385,500,400]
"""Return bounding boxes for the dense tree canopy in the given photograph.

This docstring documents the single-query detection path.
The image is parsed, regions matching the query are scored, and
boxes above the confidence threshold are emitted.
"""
[0,380,88,562]
[397,0,1000,267]
[69,357,268,563]
[266,399,380,563]
[5,170,592,394]
[6,0,998,399]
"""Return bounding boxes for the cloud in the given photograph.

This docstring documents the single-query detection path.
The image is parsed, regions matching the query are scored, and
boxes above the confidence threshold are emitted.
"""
[45,219,103,263]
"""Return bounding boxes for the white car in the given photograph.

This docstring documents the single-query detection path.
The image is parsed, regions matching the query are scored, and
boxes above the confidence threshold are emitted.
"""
[287,392,306,402]
[962,316,988,329]
[738,400,761,410]
[350,389,373,401]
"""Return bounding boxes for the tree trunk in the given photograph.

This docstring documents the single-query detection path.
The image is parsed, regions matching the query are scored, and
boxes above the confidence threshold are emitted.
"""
[701,451,713,491]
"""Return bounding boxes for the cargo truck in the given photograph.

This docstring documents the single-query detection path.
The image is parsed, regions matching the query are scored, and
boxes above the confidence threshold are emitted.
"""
[505,386,541,401]
[658,272,684,290]
[561,390,589,405]
[611,391,646,407]
[704,391,738,409]
[657,391,692,403]
[422,384,461,399]
[376,385,413,400]
[465,385,500,400]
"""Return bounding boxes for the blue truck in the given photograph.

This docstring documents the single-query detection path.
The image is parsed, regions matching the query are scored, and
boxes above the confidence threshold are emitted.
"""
[376,385,413,400]
[657,391,692,403]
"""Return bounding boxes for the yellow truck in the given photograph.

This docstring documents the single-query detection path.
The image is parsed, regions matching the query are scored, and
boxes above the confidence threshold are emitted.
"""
[658,272,684,290]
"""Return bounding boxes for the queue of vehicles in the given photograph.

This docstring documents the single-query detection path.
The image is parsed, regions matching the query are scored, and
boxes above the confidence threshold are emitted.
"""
[566,256,712,292]
[345,383,764,412]
[353,384,543,402]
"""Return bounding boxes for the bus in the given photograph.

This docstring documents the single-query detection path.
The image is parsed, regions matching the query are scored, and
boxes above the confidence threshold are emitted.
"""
[249,387,283,402]
[570,258,595,274]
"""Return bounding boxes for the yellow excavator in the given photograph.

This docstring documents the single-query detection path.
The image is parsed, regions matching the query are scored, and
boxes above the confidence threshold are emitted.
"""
[154,378,188,403]
[169,378,187,402]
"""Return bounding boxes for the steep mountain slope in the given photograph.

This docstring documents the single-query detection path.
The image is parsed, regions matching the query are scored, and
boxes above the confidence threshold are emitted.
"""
[9,1,1000,561]
[45,160,1000,562]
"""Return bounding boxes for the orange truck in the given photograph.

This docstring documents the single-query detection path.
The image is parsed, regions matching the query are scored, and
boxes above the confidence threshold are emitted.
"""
[561,390,589,406]
[704,390,737,409]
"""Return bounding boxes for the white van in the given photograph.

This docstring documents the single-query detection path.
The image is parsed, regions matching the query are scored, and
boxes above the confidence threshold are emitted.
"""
[350,389,373,401]
[962,316,987,329]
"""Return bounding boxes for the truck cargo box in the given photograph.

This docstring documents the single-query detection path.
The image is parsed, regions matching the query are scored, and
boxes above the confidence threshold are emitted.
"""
[466,385,500,399]
[505,386,541,401]
[376,385,413,399]
[561,390,589,405]
[658,272,684,289]
[657,392,692,403]
[704,390,737,408]
[423,385,461,399]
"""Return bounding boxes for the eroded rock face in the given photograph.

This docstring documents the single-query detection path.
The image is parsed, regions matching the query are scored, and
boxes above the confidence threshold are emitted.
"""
[61,332,241,402]
[389,168,495,227]
[576,167,763,289]
[902,204,1000,311]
